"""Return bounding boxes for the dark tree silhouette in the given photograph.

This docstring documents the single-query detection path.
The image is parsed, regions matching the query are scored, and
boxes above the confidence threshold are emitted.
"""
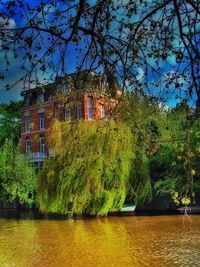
[0,0,199,109]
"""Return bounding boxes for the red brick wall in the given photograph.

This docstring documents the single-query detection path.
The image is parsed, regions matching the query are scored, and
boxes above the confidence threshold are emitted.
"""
[21,93,113,154]
[21,100,56,153]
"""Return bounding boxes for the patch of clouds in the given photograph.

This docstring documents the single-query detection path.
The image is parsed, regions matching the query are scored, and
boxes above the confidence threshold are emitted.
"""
[88,0,97,6]
[158,102,169,111]
[0,17,16,29]
[136,67,144,81]
[0,70,53,104]
[167,55,176,66]
[0,84,22,103]
[172,39,184,49]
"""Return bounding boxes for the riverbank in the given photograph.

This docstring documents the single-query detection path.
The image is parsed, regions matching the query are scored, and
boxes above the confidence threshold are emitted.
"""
[0,207,186,221]
[2,203,200,221]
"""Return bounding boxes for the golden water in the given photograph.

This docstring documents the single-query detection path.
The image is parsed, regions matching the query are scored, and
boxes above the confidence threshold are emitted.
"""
[0,212,200,267]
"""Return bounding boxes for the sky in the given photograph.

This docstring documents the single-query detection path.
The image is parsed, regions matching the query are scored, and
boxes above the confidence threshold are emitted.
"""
[0,0,80,103]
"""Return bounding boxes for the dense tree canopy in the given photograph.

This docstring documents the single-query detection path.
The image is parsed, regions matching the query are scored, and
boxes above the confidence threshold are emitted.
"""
[37,94,200,215]
[38,120,134,215]
[0,97,199,213]
[151,102,200,207]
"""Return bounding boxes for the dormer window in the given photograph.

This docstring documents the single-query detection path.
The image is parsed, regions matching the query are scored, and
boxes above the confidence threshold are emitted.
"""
[61,84,67,94]
[24,96,30,106]
[37,93,44,102]
[57,83,67,94]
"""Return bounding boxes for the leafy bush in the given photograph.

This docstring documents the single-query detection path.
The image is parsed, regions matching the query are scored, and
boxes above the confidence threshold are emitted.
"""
[0,139,37,207]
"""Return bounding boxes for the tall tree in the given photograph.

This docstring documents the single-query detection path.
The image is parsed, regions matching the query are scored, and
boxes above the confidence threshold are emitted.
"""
[38,120,134,216]
[0,101,22,146]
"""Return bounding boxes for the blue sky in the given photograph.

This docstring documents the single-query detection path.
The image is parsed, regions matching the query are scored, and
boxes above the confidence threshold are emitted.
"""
[0,0,81,103]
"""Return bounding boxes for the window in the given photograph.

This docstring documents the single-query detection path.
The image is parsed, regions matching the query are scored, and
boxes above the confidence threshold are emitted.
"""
[39,113,45,130]
[55,110,60,120]
[88,99,94,120]
[100,104,105,118]
[25,137,30,153]
[24,96,30,106]
[77,103,82,120]
[61,84,67,94]
[39,136,45,155]
[57,82,67,94]
[37,93,44,102]
[65,107,71,121]
[25,114,30,133]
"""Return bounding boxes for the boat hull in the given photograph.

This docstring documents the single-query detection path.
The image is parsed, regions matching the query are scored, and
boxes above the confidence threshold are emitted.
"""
[108,204,136,216]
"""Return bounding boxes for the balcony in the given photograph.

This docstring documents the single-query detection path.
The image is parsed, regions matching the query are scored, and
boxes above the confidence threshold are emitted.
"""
[30,152,47,162]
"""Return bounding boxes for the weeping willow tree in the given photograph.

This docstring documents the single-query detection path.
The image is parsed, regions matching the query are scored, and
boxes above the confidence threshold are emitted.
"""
[128,149,152,206]
[38,120,134,216]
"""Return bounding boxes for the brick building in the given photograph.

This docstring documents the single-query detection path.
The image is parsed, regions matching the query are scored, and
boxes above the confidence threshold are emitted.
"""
[20,71,121,164]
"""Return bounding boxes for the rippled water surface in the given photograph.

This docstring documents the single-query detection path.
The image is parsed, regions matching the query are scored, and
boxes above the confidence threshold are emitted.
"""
[0,211,200,267]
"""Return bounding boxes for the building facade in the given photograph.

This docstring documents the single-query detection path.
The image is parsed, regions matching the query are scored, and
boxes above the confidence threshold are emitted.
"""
[20,72,121,163]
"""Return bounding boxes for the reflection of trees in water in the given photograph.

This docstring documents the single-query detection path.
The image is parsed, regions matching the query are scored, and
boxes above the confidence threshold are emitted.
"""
[1,216,200,267]
[0,219,38,267]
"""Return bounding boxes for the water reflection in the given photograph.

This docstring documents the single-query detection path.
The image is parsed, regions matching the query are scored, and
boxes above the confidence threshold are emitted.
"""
[0,211,200,267]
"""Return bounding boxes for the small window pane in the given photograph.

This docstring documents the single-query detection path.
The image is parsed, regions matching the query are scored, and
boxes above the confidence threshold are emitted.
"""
[100,104,105,118]
[39,113,45,130]
[88,100,94,120]
[40,137,45,154]
[25,138,30,152]
[38,94,44,102]
[65,107,71,121]
[25,115,30,132]
[77,103,82,120]
[24,96,30,106]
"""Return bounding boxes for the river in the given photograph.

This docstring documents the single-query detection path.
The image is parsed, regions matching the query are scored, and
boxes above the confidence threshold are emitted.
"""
[0,210,200,267]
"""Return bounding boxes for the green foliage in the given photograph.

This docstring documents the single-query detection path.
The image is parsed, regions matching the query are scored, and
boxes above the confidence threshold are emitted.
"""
[0,101,22,146]
[151,103,200,206]
[128,150,152,205]
[0,139,37,207]
[117,93,162,205]
[117,93,162,156]
[151,145,177,196]
[38,120,134,216]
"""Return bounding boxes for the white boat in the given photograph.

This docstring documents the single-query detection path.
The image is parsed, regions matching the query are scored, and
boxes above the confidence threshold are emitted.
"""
[108,204,136,216]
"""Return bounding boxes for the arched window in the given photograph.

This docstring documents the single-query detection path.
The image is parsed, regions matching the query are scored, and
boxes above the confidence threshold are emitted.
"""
[88,99,94,120]
[39,135,45,155]
[25,137,30,153]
